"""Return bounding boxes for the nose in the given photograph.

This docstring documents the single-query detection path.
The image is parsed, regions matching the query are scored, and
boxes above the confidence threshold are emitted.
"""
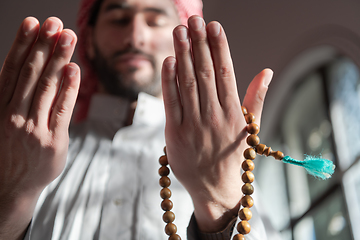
[123,15,149,48]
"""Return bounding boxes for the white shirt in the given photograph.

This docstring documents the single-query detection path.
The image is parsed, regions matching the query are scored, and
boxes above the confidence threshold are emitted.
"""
[25,93,194,240]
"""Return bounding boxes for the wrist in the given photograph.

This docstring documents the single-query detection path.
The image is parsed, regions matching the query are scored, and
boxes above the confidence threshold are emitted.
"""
[0,188,42,240]
[192,190,242,233]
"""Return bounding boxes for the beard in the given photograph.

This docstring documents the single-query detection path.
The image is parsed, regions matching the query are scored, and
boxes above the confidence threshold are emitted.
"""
[90,45,162,101]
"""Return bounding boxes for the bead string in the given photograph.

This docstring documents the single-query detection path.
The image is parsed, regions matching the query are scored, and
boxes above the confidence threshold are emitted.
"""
[159,148,181,240]
[158,106,287,240]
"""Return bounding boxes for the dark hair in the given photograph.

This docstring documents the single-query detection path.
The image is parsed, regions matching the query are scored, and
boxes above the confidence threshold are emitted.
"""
[88,0,104,26]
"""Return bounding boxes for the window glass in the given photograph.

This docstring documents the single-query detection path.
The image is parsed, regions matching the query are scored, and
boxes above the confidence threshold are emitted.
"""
[282,72,336,217]
[326,57,360,239]
[327,57,360,170]
[294,188,352,240]
[255,136,290,231]
[343,154,360,239]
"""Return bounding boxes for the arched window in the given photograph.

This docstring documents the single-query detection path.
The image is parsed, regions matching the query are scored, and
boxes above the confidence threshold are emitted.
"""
[256,47,360,240]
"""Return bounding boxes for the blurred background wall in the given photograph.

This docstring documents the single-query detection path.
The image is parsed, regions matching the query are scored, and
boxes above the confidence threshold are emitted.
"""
[1,1,360,239]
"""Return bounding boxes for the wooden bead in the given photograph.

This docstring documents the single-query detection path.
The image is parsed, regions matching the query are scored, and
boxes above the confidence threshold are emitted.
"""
[160,188,172,199]
[159,166,170,176]
[241,106,248,115]
[163,146,167,154]
[239,208,252,221]
[160,176,171,188]
[255,144,266,155]
[233,234,246,240]
[264,147,272,156]
[245,113,255,124]
[163,211,175,223]
[242,160,255,171]
[165,223,177,236]
[242,171,254,183]
[271,151,284,160]
[237,221,251,235]
[247,123,259,134]
[241,195,254,208]
[242,183,254,195]
[246,134,260,146]
[243,148,256,160]
[169,234,182,240]
[161,199,173,211]
[159,155,168,166]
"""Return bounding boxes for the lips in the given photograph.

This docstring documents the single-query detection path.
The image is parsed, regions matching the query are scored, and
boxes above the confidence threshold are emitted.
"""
[115,53,152,68]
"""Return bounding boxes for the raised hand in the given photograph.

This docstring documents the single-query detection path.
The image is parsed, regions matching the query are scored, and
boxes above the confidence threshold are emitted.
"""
[161,15,273,232]
[0,17,80,239]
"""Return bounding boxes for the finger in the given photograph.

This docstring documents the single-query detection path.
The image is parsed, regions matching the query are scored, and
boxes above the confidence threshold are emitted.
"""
[29,29,77,126]
[188,16,218,114]
[206,21,238,110]
[49,63,80,134]
[9,17,63,117]
[0,17,40,106]
[173,25,200,122]
[242,68,273,126]
[162,56,182,126]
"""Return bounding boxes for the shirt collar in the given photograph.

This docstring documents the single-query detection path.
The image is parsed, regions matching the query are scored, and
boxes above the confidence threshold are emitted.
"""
[133,92,165,126]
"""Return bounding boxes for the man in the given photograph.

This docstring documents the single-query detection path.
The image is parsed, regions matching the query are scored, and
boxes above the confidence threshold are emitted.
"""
[0,0,273,239]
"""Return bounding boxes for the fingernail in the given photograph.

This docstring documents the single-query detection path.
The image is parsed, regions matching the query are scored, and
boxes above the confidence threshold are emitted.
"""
[189,16,204,31]
[59,32,73,46]
[208,22,221,37]
[45,19,60,35]
[263,69,273,87]
[165,57,176,70]
[175,27,188,41]
[67,65,78,77]
[23,17,38,35]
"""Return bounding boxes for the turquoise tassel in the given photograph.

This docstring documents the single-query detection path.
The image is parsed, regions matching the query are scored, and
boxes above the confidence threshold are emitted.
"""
[282,155,335,180]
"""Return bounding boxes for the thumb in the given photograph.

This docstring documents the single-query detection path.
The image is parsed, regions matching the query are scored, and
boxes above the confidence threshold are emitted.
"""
[242,68,273,126]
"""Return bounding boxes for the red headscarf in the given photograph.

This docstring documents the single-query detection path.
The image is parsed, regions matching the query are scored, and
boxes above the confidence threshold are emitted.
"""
[74,0,203,122]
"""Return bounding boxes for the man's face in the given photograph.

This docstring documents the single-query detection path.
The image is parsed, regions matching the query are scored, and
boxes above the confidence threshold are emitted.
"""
[88,0,181,100]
